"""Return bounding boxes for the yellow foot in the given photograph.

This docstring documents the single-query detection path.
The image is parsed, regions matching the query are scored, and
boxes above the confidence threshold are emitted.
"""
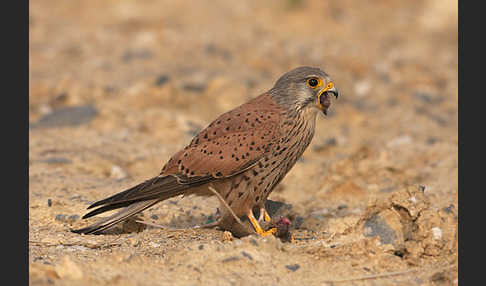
[264,210,271,222]
[258,207,272,222]
[248,211,276,237]
[261,227,277,237]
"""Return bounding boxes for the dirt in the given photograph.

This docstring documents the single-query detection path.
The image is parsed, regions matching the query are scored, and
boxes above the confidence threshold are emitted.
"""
[29,0,458,285]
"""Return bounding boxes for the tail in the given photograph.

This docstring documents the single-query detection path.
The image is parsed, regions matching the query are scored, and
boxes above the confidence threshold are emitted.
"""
[71,174,206,234]
[70,199,161,234]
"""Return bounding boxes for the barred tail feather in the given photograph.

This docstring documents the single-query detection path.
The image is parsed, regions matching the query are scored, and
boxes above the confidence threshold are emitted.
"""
[71,200,160,234]
[71,174,205,234]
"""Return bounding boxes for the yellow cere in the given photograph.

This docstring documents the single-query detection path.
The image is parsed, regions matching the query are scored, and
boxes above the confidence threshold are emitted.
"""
[316,81,334,109]
[324,82,334,92]
[318,81,335,97]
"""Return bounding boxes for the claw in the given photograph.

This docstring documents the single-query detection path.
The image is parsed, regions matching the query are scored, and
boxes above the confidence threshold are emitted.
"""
[258,207,272,223]
[263,209,271,222]
[248,210,276,237]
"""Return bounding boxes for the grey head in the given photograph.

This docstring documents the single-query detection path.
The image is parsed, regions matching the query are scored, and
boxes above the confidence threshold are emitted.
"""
[269,66,339,115]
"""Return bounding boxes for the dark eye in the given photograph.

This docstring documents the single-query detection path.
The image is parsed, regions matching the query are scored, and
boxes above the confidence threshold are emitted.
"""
[307,78,319,88]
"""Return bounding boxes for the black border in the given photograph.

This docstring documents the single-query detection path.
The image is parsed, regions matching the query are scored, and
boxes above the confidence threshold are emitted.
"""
[10,0,30,284]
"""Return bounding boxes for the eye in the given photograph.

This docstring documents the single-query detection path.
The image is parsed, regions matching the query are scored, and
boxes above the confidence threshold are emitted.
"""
[306,78,320,88]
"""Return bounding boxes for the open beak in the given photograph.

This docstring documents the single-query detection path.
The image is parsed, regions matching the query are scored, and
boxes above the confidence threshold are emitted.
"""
[317,82,339,115]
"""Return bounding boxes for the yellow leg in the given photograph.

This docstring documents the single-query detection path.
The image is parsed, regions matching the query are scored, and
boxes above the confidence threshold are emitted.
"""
[258,207,272,222]
[263,209,271,222]
[248,211,276,237]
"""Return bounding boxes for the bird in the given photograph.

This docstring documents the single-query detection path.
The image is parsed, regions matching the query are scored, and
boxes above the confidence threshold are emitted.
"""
[72,66,339,237]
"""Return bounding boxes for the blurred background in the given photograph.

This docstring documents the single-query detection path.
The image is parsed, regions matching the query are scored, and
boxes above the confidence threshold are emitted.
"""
[29,0,458,207]
[29,0,458,284]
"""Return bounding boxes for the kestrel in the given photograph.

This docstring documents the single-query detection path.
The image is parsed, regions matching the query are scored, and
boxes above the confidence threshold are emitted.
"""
[72,66,338,237]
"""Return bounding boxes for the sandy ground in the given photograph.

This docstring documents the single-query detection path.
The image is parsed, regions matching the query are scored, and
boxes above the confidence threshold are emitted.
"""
[29,0,458,285]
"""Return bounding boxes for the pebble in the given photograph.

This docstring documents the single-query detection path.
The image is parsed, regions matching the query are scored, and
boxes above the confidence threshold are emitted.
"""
[155,75,170,86]
[414,91,444,104]
[427,137,439,145]
[55,214,80,223]
[222,256,240,263]
[150,242,161,248]
[55,256,83,280]
[363,214,398,245]
[354,80,371,97]
[431,227,442,240]
[221,231,234,242]
[30,105,99,129]
[386,135,412,148]
[182,83,207,93]
[379,187,396,193]
[241,251,253,260]
[110,165,127,180]
[121,49,153,62]
[442,204,455,214]
[285,264,300,272]
[41,157,72,164]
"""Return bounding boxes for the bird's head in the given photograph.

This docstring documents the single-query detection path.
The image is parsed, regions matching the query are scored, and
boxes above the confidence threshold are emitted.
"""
[270,66,339,116]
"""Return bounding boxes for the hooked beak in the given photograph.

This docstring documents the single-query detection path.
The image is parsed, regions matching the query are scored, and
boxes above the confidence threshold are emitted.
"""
[317,82,339,115]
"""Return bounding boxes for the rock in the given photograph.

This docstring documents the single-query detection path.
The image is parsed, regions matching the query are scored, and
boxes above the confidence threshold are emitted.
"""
[354,80,371,97]
[427,137,440,145]
[431,227,442,240]
[182,83,207,93]
[222,256,240,263]
[363,211,401,247]
[155,75,170,86]
[30,105,98,129]
[414,91,444,104]
[55,256,83,280]
[55,214,79,224]
[360,186,456,259]
[387,135,413,148]
[150,242,160,248]
[110,165,127,180]
[221,231,234,242]
[121,49,153,62]
[285,264,300,272]
[241,251,253,260]
[205,44,232,60]
[41,157,72,164]
[30,263,60,281]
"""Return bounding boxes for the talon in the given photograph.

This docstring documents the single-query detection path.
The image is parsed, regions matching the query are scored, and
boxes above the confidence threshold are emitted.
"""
[248,210,276,237]
[261,227,277,237]
[263,210,271,222]
[257,207,272,222]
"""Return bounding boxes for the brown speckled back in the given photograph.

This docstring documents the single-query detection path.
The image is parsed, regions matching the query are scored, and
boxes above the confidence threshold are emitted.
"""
[161,93,283,178]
